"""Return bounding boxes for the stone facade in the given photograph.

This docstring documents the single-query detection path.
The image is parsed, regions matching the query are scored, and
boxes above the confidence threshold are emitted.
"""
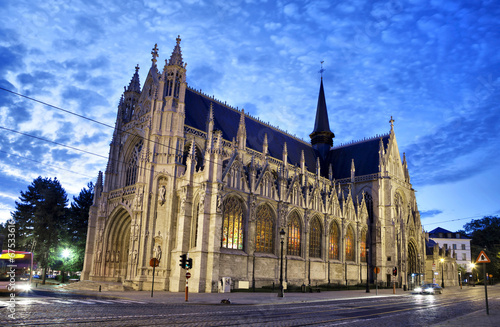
[82,37,427,293]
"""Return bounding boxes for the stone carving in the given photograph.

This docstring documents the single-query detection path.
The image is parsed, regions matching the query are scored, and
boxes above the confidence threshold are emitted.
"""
[105,250,110,262]
[96,250,102,262]
[158,185,166,205]
[154,245,162,260]
[115,251,120,262]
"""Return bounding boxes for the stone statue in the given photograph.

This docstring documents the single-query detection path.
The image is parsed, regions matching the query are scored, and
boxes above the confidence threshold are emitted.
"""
[159,185,166,205]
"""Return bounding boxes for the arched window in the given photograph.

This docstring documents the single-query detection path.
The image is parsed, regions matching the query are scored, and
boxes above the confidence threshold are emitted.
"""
[309,217,321,258]
[329,222,339,260]
[125,140,143,186]
[221,197,244,250]
[364,193,374,223]
[287,212,301,256]
[255,205,274,253]
[345,226,355,261]
[360,229,367,262]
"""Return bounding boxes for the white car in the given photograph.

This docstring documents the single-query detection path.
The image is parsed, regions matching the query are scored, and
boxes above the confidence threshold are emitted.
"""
[414,283,443,294]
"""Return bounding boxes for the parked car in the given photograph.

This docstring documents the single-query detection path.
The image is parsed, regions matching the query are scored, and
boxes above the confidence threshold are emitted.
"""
[414,283,443,294]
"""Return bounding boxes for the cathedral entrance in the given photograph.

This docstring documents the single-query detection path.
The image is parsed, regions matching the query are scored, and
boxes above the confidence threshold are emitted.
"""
[407,240,418,290]
[104,209,131,282]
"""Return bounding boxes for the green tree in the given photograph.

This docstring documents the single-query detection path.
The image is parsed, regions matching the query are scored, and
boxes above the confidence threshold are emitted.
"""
[11,176,68,284]
[63,182,94,273]
[463,216,500,282]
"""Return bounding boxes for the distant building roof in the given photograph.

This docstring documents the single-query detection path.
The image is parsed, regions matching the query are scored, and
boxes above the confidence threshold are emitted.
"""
[428,227,470,239]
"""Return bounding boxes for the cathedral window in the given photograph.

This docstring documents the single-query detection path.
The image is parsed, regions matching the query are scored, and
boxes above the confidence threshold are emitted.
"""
[364,193,374,223]
[287,212,301,256]
[345,226,355,261]
[221,197,244,250]
[309,217,322,258]
[255,205,274,253]
[125,140,143,186]
[360,229,367,262]
[329,222,339,260]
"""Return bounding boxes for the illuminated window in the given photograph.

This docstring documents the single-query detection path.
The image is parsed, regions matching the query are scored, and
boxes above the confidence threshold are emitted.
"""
[329,222,339,260]
[345,226,354,261]
[221,197,244,250]
[125,140,143,186]
[309,217,321,258]
[360,229,367,262]
[287,212,301,256]
[255,205,274,253]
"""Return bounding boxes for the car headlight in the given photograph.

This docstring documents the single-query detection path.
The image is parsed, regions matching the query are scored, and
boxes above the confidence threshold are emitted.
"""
[18,284,31,292]
[414,287,422,292]
[425,288,434,293]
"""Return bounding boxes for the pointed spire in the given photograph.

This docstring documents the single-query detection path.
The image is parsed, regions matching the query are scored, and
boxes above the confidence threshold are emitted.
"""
[126,64,141,93]
[237,109,246,150]
[263,133,268,156]
[329,164,333,181]
[168,35,184,67]
[151,44,159,66]
[316,157,321,176]
[282,142,288,166]
[350,159,355,183]
[310,77,335,159]
[300,150,305,173]
[389,116,395,132]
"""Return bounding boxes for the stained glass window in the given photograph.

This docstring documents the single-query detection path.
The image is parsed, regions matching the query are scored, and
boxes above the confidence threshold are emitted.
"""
[221,197,244,250]
[345,226,354,261]
[309,217,321,258]
[287,213,301,256]
[125,140,143,186]
[255,205,274,253]
[360,229,367,262]
[329,222,339,260]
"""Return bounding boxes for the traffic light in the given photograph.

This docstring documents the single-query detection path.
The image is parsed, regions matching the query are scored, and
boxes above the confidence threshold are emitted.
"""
[179,254,187,269]
[393,267,397,276]
[186,258,193,269]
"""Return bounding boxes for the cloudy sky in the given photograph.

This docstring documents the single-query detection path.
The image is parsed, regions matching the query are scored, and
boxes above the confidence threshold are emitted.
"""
[1,0,499,233]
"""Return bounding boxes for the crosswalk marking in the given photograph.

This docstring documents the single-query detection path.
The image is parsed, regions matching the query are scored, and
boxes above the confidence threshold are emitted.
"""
[1,298,146,306]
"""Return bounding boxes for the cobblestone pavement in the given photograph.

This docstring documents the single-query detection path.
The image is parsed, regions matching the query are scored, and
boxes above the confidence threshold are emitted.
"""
[0,283,497,326]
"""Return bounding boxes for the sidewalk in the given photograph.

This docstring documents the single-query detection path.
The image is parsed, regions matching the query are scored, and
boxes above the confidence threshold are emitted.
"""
[28,282,499,326]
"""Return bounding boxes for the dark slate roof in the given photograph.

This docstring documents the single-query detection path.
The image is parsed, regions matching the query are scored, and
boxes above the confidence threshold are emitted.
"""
[428,227,470,239]
[327,136,389,180]
[184,87,386,179]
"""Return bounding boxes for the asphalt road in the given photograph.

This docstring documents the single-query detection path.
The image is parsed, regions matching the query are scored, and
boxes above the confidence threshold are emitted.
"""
[0,286,497,326]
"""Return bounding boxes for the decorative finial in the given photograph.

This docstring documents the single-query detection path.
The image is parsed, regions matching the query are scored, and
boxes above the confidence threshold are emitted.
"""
[389,116,395,130]
[135,64,140,73]
[151,43,159,65]
[176,35,181,45]
[319,61,325,79]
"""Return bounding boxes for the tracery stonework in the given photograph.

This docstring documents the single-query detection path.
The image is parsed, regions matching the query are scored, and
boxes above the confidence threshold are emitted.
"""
[82,37,427,293]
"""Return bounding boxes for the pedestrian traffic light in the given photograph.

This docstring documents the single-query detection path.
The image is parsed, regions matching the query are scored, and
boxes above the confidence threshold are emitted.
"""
[179,254,187,269]
[393,267,397,276]
[186,258,193,269]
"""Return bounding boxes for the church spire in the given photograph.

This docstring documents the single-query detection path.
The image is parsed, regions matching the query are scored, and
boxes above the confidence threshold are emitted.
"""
[126,64,141,93]
[309,74,335,159]
[168,35,184,67]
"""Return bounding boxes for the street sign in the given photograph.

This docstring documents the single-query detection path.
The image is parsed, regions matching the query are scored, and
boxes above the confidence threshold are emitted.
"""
[150,258,160,267]
[476,250,491,263]
[432,263,436,271]
[374,267,380,274]
[186,272,191,279]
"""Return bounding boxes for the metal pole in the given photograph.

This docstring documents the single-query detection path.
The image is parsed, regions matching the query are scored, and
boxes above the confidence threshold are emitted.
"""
[366,247,370,293]
[279,237,284,297]
[151,264,155,297]
[185,268,189,302]
[484,262,489,315]
[441,261,444,288]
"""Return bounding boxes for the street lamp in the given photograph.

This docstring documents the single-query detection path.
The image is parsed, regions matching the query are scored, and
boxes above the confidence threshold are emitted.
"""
[470,263,476,287]
[278,229,286,297]
[440,258,445,288]
[61,248,71,283]
[365,246,370,293]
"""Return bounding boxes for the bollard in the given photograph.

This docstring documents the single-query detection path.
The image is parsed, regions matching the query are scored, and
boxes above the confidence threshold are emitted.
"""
[36,283,38,288]
[99,285,101,292]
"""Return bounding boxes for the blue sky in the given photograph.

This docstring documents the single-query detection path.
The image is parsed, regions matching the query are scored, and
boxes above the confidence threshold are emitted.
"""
[0,0,499,232]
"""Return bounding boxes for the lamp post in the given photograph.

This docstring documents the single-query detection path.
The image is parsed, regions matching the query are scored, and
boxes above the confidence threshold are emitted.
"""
[417,254,421,286]
[61,248,71,284]
[470,263,476,287]
[278,229,286,297]
[365,247,370,293]
[440,258,445,288]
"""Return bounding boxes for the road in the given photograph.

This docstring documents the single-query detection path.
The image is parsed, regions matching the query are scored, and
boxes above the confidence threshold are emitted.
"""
[0,286,497,326]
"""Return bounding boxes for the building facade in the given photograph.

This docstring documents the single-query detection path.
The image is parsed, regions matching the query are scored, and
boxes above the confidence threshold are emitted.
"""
[428,227,472,272]
[425,237,458,287]
[82,37,426,292]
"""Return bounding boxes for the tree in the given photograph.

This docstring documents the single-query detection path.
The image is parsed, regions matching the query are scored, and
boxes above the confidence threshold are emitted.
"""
[62,182,94,273]
[463,216,500,282]
[11,176,68,284]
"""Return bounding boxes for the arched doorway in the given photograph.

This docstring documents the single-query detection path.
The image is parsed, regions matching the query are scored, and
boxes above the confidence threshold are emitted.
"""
[104,208,131,282]
[407,240,418,290]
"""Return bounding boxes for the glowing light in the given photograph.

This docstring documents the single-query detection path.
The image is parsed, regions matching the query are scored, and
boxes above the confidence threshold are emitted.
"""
[62,249,71,258]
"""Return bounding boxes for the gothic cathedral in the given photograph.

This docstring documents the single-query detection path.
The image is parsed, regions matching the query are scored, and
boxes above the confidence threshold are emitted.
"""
[82,37,426,293]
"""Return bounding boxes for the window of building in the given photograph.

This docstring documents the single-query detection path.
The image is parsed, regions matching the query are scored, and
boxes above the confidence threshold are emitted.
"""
[462,253,466,260]
[360,229,367,262]
[461,244,466,250]
[221,197,244,250]
[443,244,448,249]
[453,244,457,250]
[125,140,143,186]
[287,212,301,256]
[309,217,321,258]
[329,222,339,260]
[345,226,355,261]
[255,205,274,253]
